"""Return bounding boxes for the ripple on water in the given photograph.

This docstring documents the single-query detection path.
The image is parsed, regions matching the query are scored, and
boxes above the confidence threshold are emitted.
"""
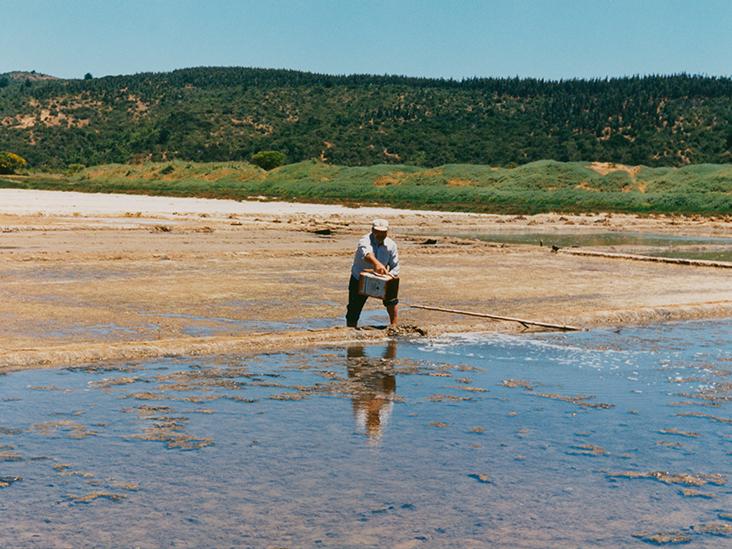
[0,319,730,546]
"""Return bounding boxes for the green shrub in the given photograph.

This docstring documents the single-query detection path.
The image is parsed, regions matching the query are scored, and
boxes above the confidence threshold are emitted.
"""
[251,151,286,170]
[0,152,28,174]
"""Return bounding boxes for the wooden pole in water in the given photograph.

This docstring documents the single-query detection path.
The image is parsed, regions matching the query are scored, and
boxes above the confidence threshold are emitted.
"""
[405,303,582,331]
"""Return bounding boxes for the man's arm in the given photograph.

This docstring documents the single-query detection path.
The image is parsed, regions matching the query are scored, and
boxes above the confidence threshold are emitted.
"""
[356,235,388,275]
[365,252,388,275]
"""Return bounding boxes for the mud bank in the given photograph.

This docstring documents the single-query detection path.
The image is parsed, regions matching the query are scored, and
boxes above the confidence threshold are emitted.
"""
[2,302,731,373]
[0,327,405,372]
[0,190,730,371]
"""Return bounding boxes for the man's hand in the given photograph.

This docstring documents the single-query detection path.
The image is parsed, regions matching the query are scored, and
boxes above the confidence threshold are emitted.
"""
[365,252,388,275]
[373,262,388,275]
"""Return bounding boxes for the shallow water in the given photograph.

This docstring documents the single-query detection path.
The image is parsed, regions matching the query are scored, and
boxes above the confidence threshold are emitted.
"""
[457,231,732,248]
[647,248,732,262]
[1,321,731,547]
[425,230,732,264]
[167,309,385,336]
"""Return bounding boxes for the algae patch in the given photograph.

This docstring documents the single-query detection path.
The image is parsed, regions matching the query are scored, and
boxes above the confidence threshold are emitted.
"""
[67,491,127,504]
[534,392,615,409]
[0,476,22,488]
[32,420,96,439]
[607,471,726,487]
[632,530,691,544]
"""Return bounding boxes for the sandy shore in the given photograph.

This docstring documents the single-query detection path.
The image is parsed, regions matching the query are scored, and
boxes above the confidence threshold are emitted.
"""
[1,189,730,371]
[0,188,463,217]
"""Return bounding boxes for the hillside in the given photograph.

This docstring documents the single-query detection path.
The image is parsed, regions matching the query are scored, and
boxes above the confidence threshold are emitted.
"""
[3,160,730,215]
[1,67,731,169]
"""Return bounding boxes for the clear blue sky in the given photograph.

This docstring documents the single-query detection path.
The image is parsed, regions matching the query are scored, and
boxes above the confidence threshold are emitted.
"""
[2,0,731,80]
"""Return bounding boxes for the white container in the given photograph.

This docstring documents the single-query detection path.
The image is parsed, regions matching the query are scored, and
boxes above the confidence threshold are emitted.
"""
[358,272,399,300]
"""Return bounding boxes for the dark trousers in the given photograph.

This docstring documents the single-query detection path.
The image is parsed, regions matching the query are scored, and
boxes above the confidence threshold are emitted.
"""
[346,276,398,327]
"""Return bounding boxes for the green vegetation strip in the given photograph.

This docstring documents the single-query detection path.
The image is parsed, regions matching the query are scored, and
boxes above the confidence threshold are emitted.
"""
[2,159,731,215]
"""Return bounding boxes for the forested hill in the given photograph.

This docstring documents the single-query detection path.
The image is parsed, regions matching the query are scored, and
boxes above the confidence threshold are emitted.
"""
[1,67,731,169]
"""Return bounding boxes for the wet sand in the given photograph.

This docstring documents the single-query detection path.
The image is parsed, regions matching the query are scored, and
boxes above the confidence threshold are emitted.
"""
[0,189,730,371]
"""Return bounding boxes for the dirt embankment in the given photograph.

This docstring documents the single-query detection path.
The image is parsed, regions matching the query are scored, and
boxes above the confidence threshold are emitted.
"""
[0,190,730,371]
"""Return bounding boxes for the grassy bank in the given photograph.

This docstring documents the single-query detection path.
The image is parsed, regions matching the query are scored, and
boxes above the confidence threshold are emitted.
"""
[2,159,731,215]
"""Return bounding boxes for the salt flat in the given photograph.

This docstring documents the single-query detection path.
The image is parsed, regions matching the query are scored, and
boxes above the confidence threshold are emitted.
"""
[0,188,462,217]
[0,189,730,371]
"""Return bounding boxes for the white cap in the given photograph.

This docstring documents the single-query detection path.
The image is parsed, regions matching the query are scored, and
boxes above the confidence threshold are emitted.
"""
[372,218,389,231]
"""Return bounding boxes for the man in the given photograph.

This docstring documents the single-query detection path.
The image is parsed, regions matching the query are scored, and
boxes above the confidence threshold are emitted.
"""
[346,219,400,328]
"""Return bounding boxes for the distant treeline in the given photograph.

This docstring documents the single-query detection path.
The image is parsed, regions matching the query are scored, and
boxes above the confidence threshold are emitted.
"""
[1,67,731,168]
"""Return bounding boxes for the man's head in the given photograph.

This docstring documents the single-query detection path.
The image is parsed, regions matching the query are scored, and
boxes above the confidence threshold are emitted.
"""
[371,219,389,242]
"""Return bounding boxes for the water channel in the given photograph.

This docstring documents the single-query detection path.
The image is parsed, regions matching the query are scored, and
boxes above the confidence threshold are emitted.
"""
[1,320,730,546]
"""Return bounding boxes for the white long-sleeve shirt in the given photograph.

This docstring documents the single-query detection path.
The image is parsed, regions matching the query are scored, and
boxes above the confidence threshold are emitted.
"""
[351,233,400,280]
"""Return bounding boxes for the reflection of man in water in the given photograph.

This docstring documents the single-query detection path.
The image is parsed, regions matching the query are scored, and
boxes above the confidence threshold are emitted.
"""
[346,341,397,442]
